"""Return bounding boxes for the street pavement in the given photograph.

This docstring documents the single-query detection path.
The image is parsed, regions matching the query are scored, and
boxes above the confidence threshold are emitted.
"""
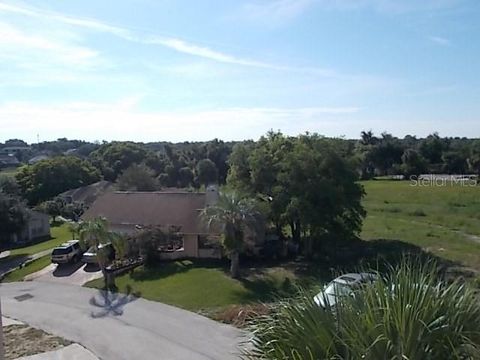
[0,281,248,360]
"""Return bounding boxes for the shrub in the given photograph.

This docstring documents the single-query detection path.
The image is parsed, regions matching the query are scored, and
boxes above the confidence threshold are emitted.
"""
[410,209,427,217]
[244,259,480,360]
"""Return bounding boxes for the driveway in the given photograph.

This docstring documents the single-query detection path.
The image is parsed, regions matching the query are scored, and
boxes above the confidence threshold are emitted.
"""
[25,262,103,286]
[0,282,248,360]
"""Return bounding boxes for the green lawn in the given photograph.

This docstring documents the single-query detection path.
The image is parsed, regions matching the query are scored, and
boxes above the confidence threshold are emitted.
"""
[86,260,297,312]
[88,180,480,314]
[2,255,51,282]
[0,167,18,177]
[361,180,480,270]
[9,223,72,257]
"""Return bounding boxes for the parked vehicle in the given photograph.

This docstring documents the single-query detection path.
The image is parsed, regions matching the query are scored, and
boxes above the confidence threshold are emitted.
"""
[82,243,115,264]
[313,272,378,308]
[51,240,84,264]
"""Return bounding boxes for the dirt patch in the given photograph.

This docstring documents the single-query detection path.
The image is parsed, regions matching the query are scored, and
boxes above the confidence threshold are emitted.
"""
[209,303,271,328]
[3,324,71,360]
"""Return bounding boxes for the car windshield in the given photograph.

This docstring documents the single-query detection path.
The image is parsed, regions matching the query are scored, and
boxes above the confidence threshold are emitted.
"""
[52,248,70,255]
[324,281,353,297]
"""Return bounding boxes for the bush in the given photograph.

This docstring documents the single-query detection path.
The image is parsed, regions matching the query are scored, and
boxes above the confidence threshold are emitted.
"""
[245,259,480,360]
[409,209,427,217]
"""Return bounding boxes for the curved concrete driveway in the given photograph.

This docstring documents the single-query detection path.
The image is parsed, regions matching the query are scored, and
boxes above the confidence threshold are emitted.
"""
[0,282,248,360]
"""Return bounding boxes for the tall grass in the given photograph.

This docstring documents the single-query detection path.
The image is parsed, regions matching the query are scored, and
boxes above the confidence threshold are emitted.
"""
[244,259,480,360]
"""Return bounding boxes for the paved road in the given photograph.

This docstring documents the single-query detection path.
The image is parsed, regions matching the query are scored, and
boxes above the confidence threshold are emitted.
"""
[0,282,248,360]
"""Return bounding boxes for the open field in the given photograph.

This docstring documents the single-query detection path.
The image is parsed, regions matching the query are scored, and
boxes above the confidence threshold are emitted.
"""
[361,180,480,271]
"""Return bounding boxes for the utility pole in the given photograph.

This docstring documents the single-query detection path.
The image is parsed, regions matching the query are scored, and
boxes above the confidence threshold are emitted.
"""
[0,298,4,360]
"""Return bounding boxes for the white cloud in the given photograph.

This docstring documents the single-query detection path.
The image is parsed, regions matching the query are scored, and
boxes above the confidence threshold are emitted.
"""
[0,100,360,143]
[0,21,98,66]
[428,36,451,46]
[0,1,336,76]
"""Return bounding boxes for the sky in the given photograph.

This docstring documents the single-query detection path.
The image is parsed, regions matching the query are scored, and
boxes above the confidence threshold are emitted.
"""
[0,0,479,143]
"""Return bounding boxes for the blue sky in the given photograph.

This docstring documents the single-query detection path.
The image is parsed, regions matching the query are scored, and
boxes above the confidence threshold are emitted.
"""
[1,0,479,143]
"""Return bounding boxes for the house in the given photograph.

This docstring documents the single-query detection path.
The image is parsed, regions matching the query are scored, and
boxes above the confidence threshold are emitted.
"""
[82,185,223,259]
[10,211,50,244]
[0,146,30,155]
[0,154,20,168]
[58,180,114,207]
[27,154,50,165]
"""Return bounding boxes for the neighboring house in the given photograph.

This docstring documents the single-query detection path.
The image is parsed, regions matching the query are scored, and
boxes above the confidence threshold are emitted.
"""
[58,180,114,207]
[27,154,50,165]
[10,211,51,244]
[82,185,223,259]
[0,146,30,155]
[0,154,20,168]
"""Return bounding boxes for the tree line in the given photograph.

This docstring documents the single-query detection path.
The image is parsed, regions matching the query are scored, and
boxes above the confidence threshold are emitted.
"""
[1,131,480,251]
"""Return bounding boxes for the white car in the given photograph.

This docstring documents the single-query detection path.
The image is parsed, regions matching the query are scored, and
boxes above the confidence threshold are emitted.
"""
[51,240,84,264]
[82,243,114,264]
[314,272,378,308]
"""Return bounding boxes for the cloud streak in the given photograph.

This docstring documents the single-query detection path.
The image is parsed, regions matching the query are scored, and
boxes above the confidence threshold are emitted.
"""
[428,35,451,46]
[240,0,461,23]
[0,1,336,76]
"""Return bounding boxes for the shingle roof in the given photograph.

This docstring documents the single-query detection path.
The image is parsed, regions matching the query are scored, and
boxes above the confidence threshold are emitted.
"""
[59,180,114,206]
[82,191,208,234]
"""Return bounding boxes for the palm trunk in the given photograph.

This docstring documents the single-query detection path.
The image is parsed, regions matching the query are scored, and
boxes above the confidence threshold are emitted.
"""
[230,250,240,278]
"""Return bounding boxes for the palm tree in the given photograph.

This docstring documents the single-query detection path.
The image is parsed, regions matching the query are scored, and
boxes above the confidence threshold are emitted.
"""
[201,192,260,278]
[79,217,115,289]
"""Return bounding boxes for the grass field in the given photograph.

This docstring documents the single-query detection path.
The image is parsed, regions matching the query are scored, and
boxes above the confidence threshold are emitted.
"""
[86,260,297,312]
[361,180,480,271]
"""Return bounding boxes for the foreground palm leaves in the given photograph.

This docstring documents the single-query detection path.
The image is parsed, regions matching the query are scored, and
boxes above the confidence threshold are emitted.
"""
[245,260,480,360]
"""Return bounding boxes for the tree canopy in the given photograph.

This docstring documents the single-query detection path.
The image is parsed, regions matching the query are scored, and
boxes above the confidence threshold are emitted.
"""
[16,156,100,205]
[228,131,365,255]
[0,192,29,243]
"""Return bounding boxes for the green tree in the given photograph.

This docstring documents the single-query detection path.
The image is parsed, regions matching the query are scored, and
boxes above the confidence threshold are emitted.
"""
[442,151,468,174]
[0,176,20,197]
[201,192,260,278]
[0,192,29,243]
[469,140,480,175]
[39,198,64,223]
[117,163,159,191]
[79,217,116,289]
[420,133,447,165]
[228,132,365,256]
[15,156,100,205]
[178,167,194,188]
[401,149,427,177]
[62,201,85,221]
[196,159,219,186]
[89,142,149,181]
